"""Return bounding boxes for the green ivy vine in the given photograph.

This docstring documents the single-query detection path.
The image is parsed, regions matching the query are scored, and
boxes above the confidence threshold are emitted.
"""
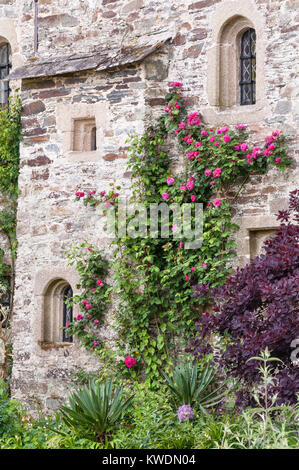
[0,96,22,379]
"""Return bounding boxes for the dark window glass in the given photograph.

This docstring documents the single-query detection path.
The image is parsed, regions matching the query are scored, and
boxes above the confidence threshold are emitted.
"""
[0,44,11,109]
[240,28,256,105]
[62,285,73,343]
[91,126,97,151]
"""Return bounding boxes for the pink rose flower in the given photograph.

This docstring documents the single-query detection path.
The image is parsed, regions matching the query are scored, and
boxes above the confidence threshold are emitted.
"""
[210,136,215,143]
[201,130,208,136]
[186,180,194,190]
[240,143,247,151]
[213,198,221,207]
[162,193,169,200]
[125,356,137,368]
[180,185,186,191]
[77,314,83,321]
[94,319,99,324]
[178,122,185,129]
[167,177,175,185]
[204,169,211,176]
[223,134,231,143]
[93,341,99,347]
[185,275,189,281]
[213,168,222,178]
[191,195,196,202]
[275,157,281,162]
[191,267,195,272]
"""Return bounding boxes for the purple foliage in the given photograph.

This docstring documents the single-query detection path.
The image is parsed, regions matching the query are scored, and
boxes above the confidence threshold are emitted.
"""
[188,190,299,407]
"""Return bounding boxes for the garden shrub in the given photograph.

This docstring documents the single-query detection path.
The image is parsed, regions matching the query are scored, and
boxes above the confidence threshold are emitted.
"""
[0,380,21,438]
[60,378,134,442]
[188,190,299,406]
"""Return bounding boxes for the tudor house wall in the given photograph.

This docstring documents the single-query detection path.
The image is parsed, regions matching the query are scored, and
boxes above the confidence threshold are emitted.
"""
[0,0,297,410]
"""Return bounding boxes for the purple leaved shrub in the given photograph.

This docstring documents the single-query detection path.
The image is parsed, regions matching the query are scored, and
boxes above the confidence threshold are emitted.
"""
[187,190,299,407]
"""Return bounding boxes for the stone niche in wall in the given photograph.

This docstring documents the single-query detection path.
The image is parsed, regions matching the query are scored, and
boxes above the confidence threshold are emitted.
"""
[56,102,107,162]
[249,228,277,259]
[73,117,97,152]
[234,215,279,267]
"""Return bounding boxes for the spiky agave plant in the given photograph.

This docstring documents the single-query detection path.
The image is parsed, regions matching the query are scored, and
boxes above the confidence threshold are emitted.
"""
[162,362,227,408]
[60,378,133,440]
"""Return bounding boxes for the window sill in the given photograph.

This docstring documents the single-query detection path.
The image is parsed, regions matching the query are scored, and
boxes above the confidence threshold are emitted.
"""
[38,341,73,350]
[67,151,100,163]
[202,103,266,126]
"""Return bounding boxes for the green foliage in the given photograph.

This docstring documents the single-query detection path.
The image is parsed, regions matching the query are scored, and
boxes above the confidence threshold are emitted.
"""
[65,242,112,355]
[162,361,228,408]
[0,96,21,380]
[0,380,21,438]
[0,97,22,197]
[0,380,297,449]
[110,383,298,449]
[60,379,134,440]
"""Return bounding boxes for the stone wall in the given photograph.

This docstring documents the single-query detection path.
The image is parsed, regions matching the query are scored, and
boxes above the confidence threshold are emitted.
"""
[0,0,297,411]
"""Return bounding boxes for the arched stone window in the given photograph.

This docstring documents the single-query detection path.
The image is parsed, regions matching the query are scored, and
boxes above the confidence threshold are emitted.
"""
[206,1,265,124]
[43,279,74,345]
[0,42,11,108]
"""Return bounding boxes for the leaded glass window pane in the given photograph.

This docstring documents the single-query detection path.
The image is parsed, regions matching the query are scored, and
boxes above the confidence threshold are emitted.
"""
[62,285,73,342]
[0,44,11,108]
[240,28,256,105]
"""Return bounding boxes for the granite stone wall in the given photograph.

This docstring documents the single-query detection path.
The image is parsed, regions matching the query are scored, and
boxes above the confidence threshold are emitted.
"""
[0,0,297,411]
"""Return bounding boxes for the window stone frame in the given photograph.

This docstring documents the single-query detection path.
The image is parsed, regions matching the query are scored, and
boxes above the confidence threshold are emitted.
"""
[34,267,80,348]
[56,101,108,162]
[205,0,267,125]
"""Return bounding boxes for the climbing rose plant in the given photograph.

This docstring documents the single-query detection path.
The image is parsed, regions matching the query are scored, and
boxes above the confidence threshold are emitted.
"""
[188,190,299,407]
[64,243,112,356]
[71,82,290,387]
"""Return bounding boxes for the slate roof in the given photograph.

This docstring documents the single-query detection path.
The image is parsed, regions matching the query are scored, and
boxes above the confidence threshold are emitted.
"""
[7,31,172,81]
